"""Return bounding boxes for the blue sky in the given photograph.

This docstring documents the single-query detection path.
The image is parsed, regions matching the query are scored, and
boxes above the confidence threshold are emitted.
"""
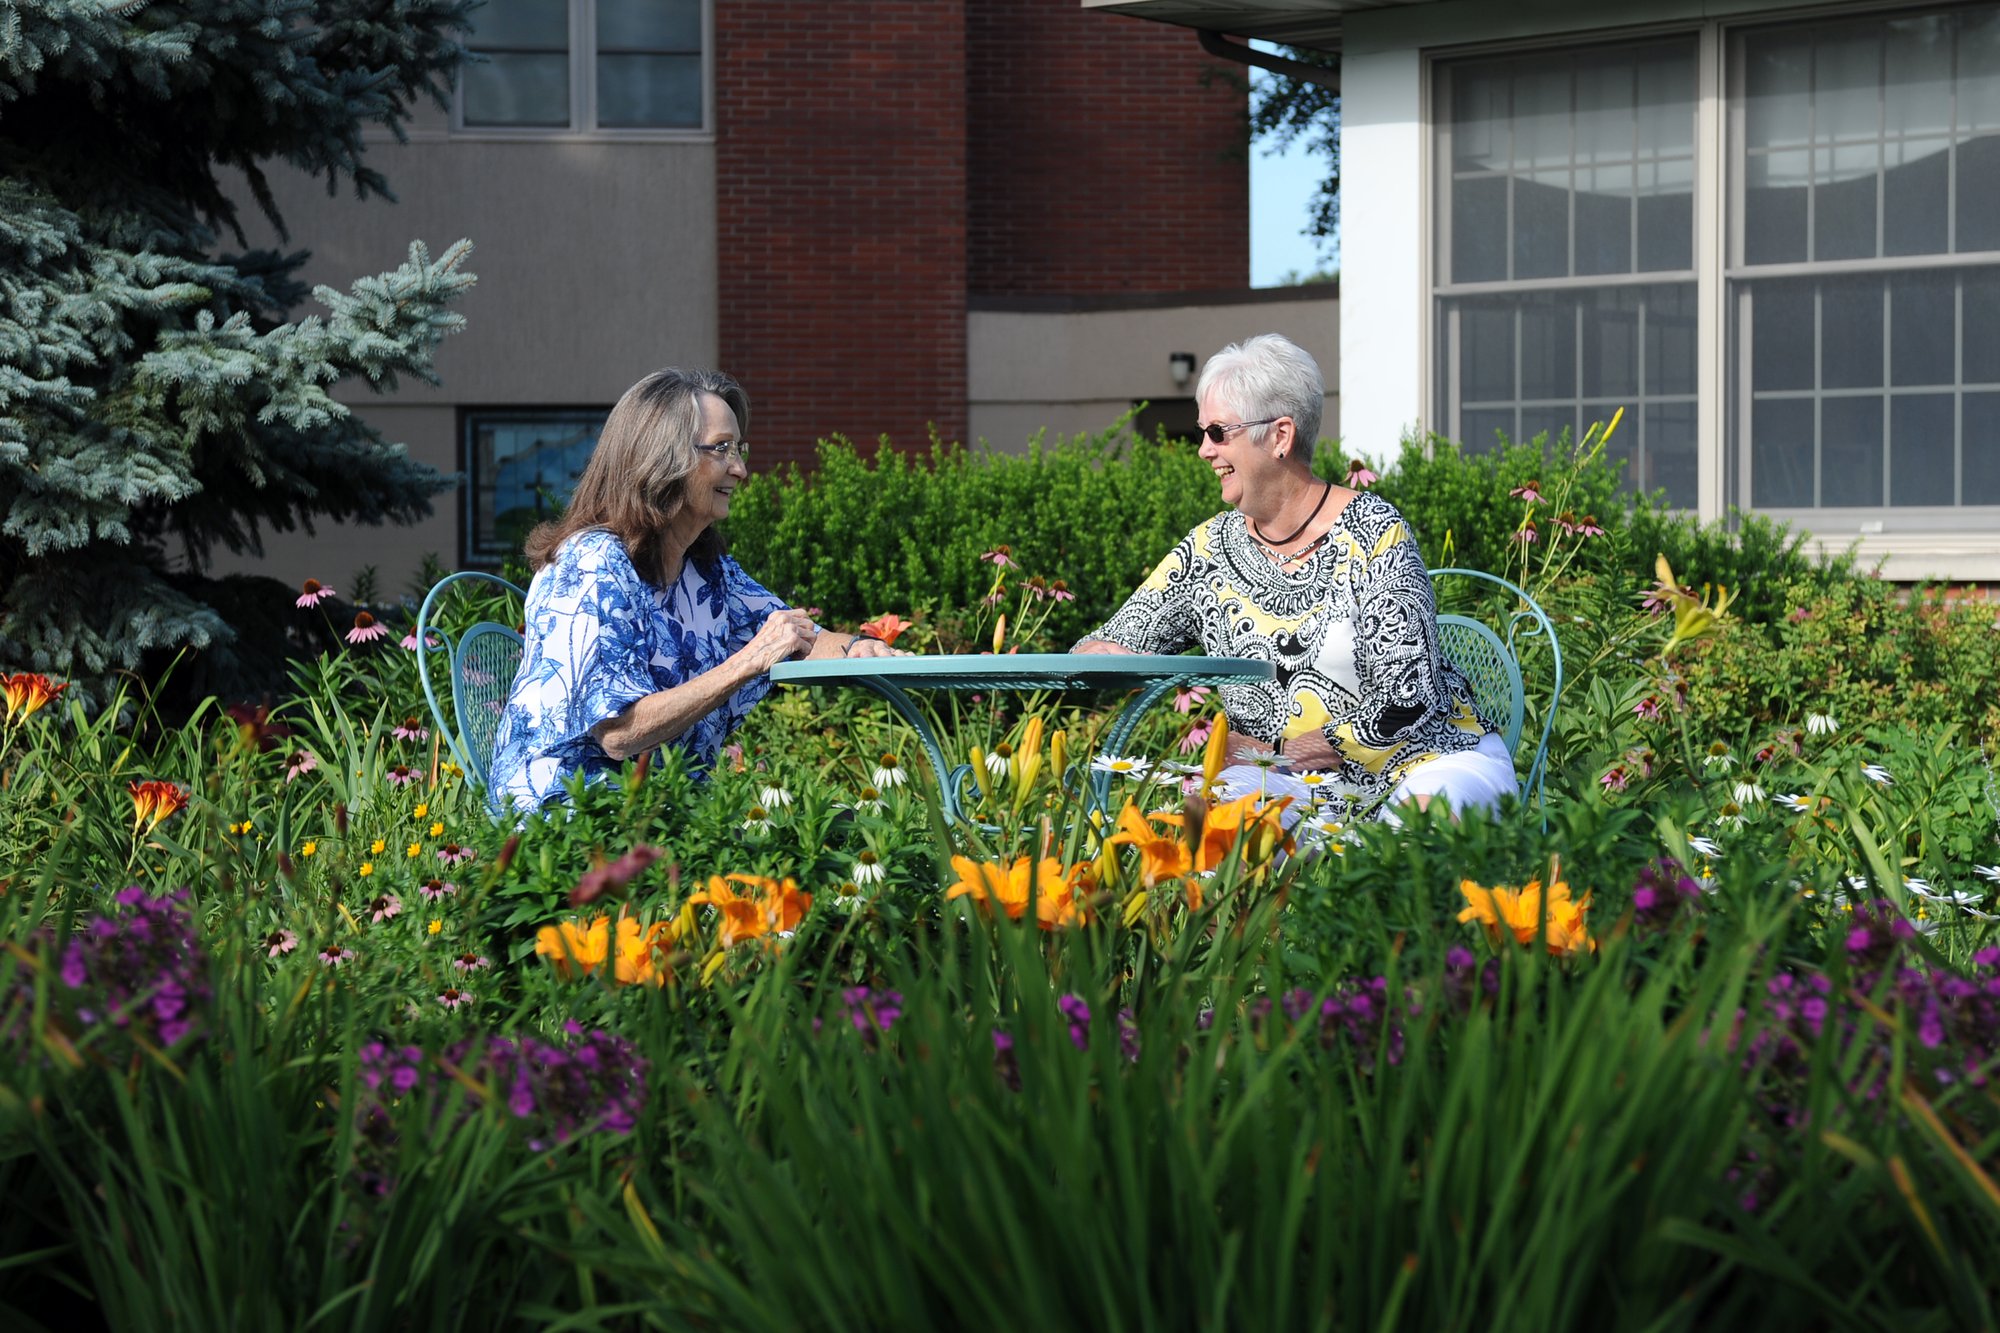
[1247,64,1337,287]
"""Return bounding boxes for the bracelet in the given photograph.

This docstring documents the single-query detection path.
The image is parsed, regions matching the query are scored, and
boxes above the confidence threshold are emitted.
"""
[841,636,863,656]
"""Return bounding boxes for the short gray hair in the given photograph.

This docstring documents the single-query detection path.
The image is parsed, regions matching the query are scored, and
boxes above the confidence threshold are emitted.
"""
[1195,333,1325,459]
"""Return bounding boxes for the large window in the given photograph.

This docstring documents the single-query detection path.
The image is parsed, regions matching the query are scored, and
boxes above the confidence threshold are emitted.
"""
[458,0,706,133]
[1434,40,1701,505]
[463,410,606,566]
[1730,7,2000,513]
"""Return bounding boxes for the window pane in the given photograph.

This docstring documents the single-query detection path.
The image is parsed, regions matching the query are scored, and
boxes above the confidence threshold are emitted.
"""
[1519,406,1577,449]
[1884,16,1954,138]
[472,414,606,560]
[1966,271,2000,383]
[1461,306,1515,402]
[1636,50,1696,155]
[598,52,701,127]
[1883,139,1949,256]
[1575,63,1634,164]
[1821,280,1883,388]
[1513,171,1570,279]
[1890,272,1955,387]
[1451,174,1509,283]
[1813,142,1879,260]
[471,0,568,48]
[1647,285,1699,396]
[1643,401,1699,505]
[1636,157,1693,270]
[1515,67,1572,170]
[1964,11,2000,133]
[1745,150,1810,264]
[1957,133,2000,252]
[1814,30,1882,143]
[1890,393,1956,504]
[1452,67,1509,170]
[1752,398,1815,506]
[1575,164,1632,274]
[1820,395,1884,506]
[598,0,701,51]
[1965,393,2000,502]
[461,53,570,127]
[1461,409,1515,453]
[1752,282,1815,392]
[1747,33,1813,149]
[1518,297,1575,402]
[1582,291,1638,400]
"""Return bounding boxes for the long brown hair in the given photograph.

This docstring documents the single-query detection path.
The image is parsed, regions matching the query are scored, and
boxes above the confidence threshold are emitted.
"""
[523,368,749,584]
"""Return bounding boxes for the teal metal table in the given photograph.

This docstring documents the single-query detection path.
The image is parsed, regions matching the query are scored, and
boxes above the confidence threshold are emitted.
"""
[769,653,1273,824]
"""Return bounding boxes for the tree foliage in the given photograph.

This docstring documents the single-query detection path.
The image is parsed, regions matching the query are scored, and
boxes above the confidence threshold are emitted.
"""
[1245,45,1341,243]
[0,0,477,701]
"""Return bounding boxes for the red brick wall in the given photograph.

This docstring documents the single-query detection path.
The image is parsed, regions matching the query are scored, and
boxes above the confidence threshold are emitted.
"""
[715,1,969,468]
[966,0,1248,296]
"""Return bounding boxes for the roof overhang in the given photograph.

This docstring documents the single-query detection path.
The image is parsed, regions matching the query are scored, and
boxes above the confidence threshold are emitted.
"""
[1080,0,1440,51]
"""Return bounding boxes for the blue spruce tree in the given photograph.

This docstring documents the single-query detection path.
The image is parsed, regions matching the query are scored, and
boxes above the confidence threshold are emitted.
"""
[0,0,476,700]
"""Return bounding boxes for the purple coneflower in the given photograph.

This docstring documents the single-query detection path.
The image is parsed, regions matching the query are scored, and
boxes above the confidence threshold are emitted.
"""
[264,928,298,958]
[296,578,336,608]
[392,717,428,742]
[418,878,457,901]
[368,894,402,924]
[437,987,473,1010]
[346,611,389,645]
[452,952,490,973]
[386,764,419,788]
[437,843,474,866]
[284,750,317,782]
[319,944,354,967]
[1346,458,1379,488]
[1509,479,1545,503]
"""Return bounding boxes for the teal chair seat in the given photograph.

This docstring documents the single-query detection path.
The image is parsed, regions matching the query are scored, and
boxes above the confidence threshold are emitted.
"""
[1427,567,1562,808]
[415,571,529,791]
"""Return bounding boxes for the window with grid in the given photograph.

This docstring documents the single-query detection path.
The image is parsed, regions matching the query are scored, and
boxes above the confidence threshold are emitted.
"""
[459,0,704,132]
[1730,6,2000,512]
[463,410,607,566]
[1434,40,1701,506]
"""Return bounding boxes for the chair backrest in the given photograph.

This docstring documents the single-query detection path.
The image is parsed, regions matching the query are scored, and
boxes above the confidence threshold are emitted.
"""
[1427,567,1564,807]
[416,571,529,790]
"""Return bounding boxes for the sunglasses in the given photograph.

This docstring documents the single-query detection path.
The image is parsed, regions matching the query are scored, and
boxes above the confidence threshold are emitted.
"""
[694,440,751,462]
[1192,418,1280,444]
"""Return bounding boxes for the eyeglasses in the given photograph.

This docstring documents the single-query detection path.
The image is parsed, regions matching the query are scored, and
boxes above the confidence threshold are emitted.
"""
[1192,418,1280,444]
[694,439,751,463]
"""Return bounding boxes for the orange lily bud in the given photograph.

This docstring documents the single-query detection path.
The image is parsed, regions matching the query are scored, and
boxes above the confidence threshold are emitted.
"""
[1201,711,1230,791]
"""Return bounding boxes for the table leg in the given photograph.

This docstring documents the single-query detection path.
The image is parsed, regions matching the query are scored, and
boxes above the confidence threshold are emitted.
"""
[857,678,971,825]
[1092,676,1184,814]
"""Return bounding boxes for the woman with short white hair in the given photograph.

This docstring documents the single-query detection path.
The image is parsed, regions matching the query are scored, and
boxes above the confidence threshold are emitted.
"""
[1076,333,1517,824]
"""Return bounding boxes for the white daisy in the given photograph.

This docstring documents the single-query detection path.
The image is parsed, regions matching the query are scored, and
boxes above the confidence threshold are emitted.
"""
[851,785,887,815]
[1941,888,1986,908]
[1732,781,1767,806]
[1974,864,2000,884]
[758,784,794,809]
[1913,912,1942,935]
[872,754,907,789]
[1860,763,1894,787]
[1091,754,1152,780]
[1806,712,1837,736]
[1774,793,1813,814]
[984,744,1013,777]
[852,850,886,885]
[742,805,774,835]
[1702,745,1735,770]
[1686,835,1722,858]
[1903,876,1941,900]
[1964,906,2000,922]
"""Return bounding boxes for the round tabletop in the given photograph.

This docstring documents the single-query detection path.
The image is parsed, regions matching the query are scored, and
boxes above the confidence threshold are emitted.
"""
[770,652,1273,692]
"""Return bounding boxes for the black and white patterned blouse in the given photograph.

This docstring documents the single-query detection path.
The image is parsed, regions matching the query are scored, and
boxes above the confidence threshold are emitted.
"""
[1079,491,1493,807]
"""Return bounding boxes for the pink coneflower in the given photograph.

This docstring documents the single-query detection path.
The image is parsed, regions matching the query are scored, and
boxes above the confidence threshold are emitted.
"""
[391,717,428,742]
[346,611,389,645]
[318,944,354,967]
[436,987,473,1010]
[284,750,318,782]
[452,952,490,973]
[1512,519,1539,544]
[1600,766,1631,793]
[1173,685,1210,714]
[1575,514,1606,537]
[1346,458,1379,488]
[437,844,474,866]
[1509,479,1545,504]
[982,586,1006,607]
[801,606,825,619]
[980,545,1019,568]
[386,764,419,788]
[367,893,402,924]
[418,878,457,901]
[1180,723,1211,754]
[264,928,298,958]
[296,579,336,608]
[1634,695,1663,722]
[1048,579,1075,602]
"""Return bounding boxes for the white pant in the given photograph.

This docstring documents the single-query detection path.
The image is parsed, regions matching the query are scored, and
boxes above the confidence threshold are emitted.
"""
[1214,732,1519,826]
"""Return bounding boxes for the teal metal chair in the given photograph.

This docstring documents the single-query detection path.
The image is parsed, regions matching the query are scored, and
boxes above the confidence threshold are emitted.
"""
[1427,567,1563,808]
[415,571,528,791]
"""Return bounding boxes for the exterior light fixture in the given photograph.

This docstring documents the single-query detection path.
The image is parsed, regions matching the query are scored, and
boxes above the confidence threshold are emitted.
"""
[1168,351,1196,387]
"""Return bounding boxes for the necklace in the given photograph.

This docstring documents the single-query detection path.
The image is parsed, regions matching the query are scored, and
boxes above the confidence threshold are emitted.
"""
[1253,531,1328,569]
[1250,480,1333,549]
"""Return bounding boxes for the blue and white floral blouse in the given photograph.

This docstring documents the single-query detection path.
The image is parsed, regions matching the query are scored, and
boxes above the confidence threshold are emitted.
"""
[488,528,791,812]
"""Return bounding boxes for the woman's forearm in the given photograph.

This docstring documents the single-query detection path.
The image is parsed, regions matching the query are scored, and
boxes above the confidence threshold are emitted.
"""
[590,654,762,760]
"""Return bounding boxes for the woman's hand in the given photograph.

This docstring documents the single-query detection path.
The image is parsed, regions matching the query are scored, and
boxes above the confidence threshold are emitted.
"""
[844,635,899,660]
[741,609,820,672]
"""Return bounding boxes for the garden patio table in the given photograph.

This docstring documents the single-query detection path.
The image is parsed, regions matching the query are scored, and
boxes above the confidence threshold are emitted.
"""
[769,653,1274,824]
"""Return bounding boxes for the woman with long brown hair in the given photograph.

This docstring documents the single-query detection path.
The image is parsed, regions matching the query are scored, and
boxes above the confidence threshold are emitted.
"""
[488,368,891,811]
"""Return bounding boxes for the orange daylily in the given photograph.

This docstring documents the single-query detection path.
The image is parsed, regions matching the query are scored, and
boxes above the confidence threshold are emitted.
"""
[1105,803,1193,887]
[127,779,189,832]
[858,612,911,647]
[2,673,65,724]
[945,854,1086,929]
[1157,792,1294,875]
[536,916,611,978]
[687,873,812,948]
[613,915,679,987]
[537,912,681,985]
[1458,867,1595,956]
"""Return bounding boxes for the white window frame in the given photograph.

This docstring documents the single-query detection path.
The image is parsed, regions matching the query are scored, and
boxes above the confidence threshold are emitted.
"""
[1419,0,2000,576]
[450,0,714,143]
[461,407,610,568]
